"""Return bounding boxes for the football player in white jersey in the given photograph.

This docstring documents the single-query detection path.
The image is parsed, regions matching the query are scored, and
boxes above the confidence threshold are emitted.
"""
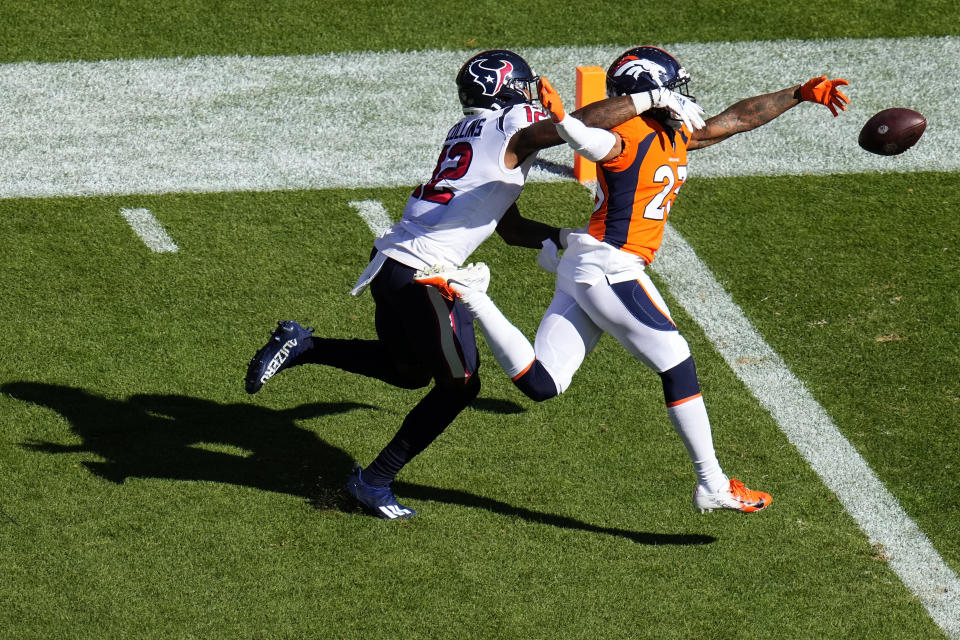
[244,49,705,519]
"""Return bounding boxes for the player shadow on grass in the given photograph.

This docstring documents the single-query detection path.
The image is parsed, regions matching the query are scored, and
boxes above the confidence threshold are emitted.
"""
[5,382,714,546]
[5,381,364,510]
[392,482,715,546]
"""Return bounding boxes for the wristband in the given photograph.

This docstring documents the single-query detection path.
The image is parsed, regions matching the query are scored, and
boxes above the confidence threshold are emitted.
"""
[555,115,617,163]
[630,91,653,114]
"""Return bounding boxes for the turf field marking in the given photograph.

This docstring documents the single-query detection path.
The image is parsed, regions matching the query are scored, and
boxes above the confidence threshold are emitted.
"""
[7,34,955,634]
[348,200,392,237]
[120,208,178,253]
[348,196,960,638]
[1,35,957,199]
[652,222,960,639]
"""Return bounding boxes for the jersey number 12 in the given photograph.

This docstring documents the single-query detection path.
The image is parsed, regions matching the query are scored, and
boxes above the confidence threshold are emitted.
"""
[412,141,474,205]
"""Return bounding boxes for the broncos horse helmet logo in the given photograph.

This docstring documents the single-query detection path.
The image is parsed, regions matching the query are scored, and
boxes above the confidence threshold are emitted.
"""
[611,56,671,88]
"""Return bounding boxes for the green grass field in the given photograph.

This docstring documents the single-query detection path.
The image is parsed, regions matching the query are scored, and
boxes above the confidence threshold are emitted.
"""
[1,2,958,639]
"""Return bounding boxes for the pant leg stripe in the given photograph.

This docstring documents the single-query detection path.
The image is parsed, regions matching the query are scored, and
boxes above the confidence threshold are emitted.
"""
[424,286,467,379]
[666,392,702,408]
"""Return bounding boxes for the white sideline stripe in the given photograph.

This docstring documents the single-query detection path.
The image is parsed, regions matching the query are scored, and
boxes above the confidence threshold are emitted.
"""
[348,200,392,237]
[1,35,958,199]
[119,208,178,252]
[652,223,960,638]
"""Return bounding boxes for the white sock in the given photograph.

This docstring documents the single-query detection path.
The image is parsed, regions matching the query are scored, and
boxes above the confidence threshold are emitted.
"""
[458,289,535,378]
[666,396,728,492]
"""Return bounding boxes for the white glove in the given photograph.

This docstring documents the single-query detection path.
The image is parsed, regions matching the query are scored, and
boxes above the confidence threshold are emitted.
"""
[652,87,705,131]
[537,239,561,274]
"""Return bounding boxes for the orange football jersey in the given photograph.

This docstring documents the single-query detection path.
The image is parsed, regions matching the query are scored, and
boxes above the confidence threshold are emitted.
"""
[588,116,689,264]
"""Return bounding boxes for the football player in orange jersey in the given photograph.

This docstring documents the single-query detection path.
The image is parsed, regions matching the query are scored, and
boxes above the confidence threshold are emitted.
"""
[421,46,850,513]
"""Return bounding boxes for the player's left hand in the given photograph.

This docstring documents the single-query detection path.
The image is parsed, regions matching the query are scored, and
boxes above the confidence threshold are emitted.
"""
[799,76,850,117]
[537,77,566,123]
[537,238,561,273]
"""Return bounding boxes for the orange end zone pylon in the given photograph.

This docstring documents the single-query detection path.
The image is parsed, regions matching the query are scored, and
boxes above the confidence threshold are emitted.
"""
[573,66,606,183]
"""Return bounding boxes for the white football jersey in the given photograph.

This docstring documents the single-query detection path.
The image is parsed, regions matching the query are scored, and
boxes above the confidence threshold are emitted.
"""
[375,104,549,269]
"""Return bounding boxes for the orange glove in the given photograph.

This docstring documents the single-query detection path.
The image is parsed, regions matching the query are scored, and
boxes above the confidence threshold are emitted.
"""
[537,77,565,122]
[799,76,850,117]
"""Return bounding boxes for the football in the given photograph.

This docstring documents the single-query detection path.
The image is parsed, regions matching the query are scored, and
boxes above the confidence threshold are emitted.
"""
[858,107,926,156]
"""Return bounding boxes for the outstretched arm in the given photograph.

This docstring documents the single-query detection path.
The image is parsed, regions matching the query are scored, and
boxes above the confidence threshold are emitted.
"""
[506,94,638,167]
[513,77,707,166]
[689,76,850,150]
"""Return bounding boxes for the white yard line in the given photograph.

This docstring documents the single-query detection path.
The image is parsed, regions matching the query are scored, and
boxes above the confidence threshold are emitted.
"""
[119,208,178,252]
[653,223,960,638]
[1,36,958,199]
[347,200,391,237]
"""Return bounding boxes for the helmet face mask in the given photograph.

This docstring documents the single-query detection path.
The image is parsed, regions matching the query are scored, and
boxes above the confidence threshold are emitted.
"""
[456,49,539,114]
[606,46,695,103]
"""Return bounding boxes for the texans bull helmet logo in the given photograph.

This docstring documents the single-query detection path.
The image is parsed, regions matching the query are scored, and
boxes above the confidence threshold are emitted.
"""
[466,57,515,97]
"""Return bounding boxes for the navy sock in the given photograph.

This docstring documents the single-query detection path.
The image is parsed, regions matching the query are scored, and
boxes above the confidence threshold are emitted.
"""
[364,377,481,486]
[364,438,413,487]
[658,356,701,405]
[513,360,559,402]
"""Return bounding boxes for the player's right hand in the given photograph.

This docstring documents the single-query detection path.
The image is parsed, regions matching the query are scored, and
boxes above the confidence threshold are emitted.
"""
[537,77,566,123]
[652,88,706,131]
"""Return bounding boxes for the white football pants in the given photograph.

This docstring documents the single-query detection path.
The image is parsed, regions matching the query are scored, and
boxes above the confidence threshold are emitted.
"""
[535,269,692,393]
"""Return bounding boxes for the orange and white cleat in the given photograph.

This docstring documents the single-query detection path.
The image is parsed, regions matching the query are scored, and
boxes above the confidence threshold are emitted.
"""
[693,478,772,513]
[413,262,490,301]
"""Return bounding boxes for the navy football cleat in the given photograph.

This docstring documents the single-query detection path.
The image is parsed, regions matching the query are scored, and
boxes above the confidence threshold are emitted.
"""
[245,320,314,394]
[344,466,416,519]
